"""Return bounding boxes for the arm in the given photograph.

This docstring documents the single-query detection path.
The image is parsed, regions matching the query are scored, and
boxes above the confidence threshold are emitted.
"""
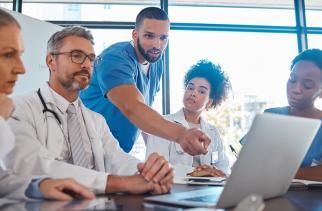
[107,85,210,155]
[0,94,15,159]
[37,178,95,200]
[100,124,173,192]
[0,170,34,200]
[0,93,14,120]
[105,152,173,194]
[8,96,108,194]
[105,174,170,195]
[89,113,173,194]
[0,117,15,162]
[108,85,185,143]
[295,166,322,181]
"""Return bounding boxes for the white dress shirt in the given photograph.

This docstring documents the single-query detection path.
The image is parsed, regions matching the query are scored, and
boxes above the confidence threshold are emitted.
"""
[48,87,95,169]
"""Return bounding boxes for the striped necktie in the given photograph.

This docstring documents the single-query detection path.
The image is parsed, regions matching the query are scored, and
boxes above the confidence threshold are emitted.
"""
[67,104,89,168]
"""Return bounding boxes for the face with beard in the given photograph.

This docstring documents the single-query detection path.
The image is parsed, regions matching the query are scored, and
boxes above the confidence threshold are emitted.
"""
[133,18,170,64]
[47,35,95,93]
[137,37,161,63]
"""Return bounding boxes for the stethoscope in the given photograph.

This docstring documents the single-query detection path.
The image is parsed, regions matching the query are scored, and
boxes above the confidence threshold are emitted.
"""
[37,88,62,125]
[37,88,96,168]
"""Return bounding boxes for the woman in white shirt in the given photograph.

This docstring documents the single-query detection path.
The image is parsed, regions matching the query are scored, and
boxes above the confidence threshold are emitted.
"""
[0,8,94,200]
[146,60,231,177]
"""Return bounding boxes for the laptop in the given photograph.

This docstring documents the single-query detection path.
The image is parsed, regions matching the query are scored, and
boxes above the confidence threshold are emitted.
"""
[145,113,321,208]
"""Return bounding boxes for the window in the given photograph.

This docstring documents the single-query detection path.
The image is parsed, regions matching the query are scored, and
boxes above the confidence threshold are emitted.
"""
[305,0,322,27]
[308,34,322,109]
[168,0,295,25]
[308,34,322,49]
[22,2,158,21]
[0,0,13,10]
[169,30,297,155]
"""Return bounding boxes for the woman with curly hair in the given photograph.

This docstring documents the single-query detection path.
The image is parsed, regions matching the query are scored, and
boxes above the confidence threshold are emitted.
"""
[146,59,231,177]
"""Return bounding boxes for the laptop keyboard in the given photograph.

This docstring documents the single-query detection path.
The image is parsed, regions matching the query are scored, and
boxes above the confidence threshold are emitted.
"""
[181,195,219,203]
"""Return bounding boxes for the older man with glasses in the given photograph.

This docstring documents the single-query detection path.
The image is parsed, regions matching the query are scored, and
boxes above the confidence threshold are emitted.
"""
[8,26,173,195]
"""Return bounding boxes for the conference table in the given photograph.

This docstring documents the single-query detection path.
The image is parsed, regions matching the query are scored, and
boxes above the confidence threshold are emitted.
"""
[1,184,322,210]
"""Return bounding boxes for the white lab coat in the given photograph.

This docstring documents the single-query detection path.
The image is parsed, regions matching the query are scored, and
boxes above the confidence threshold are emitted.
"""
[7,84,140,194]
[146,109,230,175]
[0,117,34,200]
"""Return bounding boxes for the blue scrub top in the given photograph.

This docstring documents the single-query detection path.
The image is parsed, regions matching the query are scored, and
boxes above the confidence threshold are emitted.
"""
[265,106,322,167]
[80,41,163,152]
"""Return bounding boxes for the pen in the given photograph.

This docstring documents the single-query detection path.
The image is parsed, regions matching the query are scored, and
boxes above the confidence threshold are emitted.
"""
[229,145,238,158]
[10,115,20,121]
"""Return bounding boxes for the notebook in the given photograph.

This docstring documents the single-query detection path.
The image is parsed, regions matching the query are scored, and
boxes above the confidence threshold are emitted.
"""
[145,113,321,208]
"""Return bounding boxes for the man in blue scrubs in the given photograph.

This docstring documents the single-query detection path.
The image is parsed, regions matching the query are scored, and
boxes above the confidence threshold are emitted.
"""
[81,7,210,155]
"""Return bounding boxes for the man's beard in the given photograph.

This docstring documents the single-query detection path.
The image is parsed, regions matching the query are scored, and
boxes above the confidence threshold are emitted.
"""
[137,38,162,63]
[59,70,90,91]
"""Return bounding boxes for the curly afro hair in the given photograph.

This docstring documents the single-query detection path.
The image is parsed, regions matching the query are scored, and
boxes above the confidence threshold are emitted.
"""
[183,59,231,108]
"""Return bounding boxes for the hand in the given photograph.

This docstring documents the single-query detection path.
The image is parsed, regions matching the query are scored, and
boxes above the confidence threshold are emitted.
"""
[177,128,210,156]
[187,165,226,177]
[0,93,14,120]
[106,174,170,194]
[39,178,95,200]
[137,152,173,187]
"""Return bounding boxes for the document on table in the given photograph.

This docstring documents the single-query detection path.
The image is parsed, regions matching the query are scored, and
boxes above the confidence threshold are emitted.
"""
[290,179,322,190]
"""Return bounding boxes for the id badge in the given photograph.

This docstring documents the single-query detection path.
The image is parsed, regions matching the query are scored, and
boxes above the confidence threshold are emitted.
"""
[211,151,219,164]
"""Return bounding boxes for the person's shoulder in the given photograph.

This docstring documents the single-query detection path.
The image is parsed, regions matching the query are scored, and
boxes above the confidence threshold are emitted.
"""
[13,90,39,107]
[264,106,289,115]
[101,41,132,56]
[163,109,183,122]
[205,121,218,131]
[203,121,221,139]
[82,104,105,121]
[163,112,175,120]
[99,41,136,66]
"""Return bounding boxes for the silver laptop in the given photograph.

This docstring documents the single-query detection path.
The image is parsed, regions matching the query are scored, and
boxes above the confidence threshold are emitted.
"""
[145,113,321,208]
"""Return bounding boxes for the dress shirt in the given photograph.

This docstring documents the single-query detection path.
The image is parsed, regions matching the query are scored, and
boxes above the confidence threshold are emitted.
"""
[48,87,95,169]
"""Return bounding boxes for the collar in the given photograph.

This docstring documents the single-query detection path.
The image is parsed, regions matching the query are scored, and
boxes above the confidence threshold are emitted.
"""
[41,83,81,114]
[173,108,208,130]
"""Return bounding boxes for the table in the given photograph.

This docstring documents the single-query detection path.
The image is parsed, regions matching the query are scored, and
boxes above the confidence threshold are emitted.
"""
[1,184,322,210]
[109,185,322,211]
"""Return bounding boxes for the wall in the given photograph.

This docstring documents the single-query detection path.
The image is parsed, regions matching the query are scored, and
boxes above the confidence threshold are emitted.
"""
[3,8,62,95]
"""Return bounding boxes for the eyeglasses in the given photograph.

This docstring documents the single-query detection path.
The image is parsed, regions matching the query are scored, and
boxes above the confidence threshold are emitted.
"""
[51,50,97,66]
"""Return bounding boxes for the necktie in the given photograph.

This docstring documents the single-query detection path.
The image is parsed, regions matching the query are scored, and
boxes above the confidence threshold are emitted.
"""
[67,104,89,168]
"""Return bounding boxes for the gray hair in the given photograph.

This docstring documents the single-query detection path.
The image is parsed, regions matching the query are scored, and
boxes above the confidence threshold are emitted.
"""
[0,9,20,28]
[47,26,94,53]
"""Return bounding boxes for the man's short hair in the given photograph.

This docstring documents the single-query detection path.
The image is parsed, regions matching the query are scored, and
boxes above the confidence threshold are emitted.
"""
[47,26,94,53]
[0,9,20,28]
[135,7,169,29]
